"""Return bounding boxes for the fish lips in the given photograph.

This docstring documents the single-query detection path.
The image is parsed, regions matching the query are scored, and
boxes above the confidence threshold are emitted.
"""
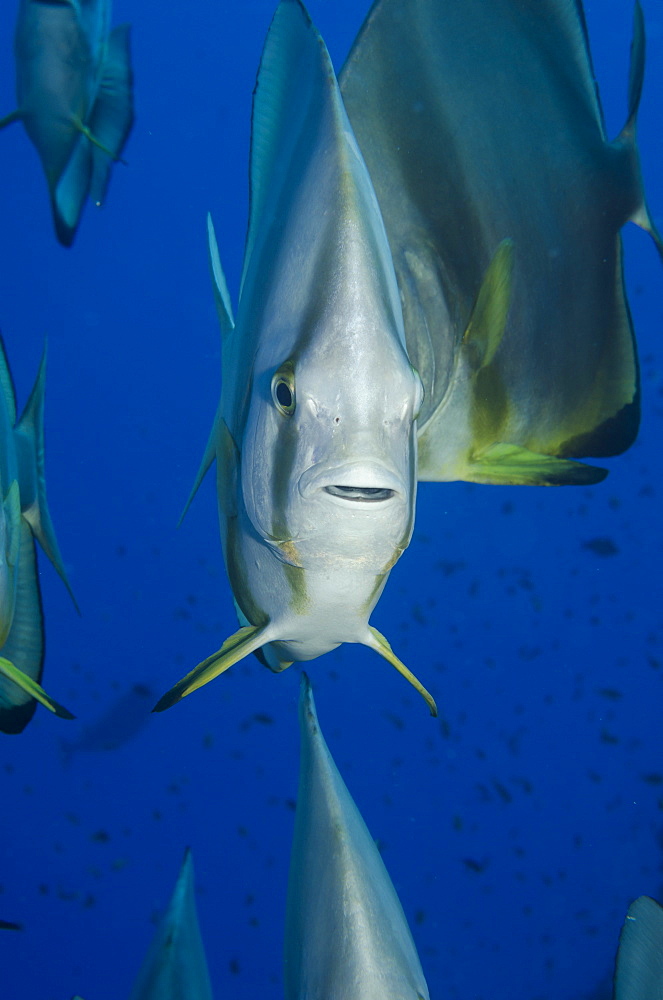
[298,461,407,507]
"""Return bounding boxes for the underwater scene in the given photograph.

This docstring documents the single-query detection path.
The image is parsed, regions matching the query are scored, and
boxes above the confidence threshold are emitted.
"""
[0,0,661,997]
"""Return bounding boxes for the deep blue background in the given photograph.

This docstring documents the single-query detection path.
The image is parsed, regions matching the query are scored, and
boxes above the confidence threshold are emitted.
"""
[0,1,661,998]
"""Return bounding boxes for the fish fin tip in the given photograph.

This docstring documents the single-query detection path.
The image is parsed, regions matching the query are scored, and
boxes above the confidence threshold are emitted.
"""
[0,657,74,723]
[465,443,608,486]
[154,623,272,711]
[365,627,437,715]
[0,109,22,130]
[207,214,235,336]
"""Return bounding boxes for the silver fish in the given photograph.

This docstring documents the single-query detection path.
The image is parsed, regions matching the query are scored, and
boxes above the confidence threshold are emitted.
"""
[285,673,430,999]
[0,0,134,246]
[128,849,213,1000]
[614,896,663,1000]
[0,337,75,733]
[340,0,662,486]
[155,0,438,715]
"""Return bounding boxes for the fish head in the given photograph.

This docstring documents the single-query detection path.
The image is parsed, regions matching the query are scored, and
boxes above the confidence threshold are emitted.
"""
[242,330,423,576]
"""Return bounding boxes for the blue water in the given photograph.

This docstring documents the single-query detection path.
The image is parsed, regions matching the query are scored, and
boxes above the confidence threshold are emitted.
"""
[0,1,661,998]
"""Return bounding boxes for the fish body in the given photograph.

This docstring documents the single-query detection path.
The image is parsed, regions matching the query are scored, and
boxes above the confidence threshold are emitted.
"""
[0,338,75,733]
[156,0,659,715]
[340,0,661,486]
[128,849,213,1000]
[614,896,663,1000]
[156,0,437,714]
[284,674,429,999]
[2,0,133,246]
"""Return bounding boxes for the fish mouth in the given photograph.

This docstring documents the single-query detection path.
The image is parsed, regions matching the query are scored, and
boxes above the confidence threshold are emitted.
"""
[299,462,404,504]
[323,485,395,503]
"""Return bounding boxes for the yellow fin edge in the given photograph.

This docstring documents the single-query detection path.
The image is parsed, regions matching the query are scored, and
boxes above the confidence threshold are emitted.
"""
[0,657,74,720]
[153,623,270,712]
[366,628,438,716]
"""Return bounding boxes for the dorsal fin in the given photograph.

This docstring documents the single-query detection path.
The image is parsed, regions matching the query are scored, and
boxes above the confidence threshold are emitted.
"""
[241,0,329,292]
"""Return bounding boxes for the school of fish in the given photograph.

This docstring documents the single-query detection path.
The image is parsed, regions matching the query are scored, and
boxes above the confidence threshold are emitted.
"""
[0,0,661,996]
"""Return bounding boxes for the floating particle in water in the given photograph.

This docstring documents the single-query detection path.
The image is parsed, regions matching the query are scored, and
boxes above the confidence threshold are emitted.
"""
[492,780,512,804]
[582,537,619,557]
[462,858,488,873]
[596,688,623,701]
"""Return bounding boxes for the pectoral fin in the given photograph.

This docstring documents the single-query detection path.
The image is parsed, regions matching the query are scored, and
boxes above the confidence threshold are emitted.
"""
[153,623,272,712]
[461,238,513,370]
[365,627,437,716]
[464,443,608,486]
[179,414,238,525]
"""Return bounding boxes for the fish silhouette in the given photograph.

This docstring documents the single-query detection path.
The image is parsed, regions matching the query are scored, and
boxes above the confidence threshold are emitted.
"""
[127,849,213,1000]
[0,337,76,733]
[0,0,134,246]
[155,0,440,715]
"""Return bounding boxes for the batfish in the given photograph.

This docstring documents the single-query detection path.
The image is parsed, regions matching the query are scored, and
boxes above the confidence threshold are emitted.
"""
[0,337,75,733]
[128,849,213,1000]
[155,0,447,716]
[339,0,662,486]
[614,896,663,1000]
[0,0,134,247]
[284,673,430,999]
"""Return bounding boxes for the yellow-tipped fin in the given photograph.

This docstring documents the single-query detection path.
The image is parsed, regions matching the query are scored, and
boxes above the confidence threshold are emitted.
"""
[465,442,608,485]
[0,657,74,720]
[366,627,437,716]
[153,624,271,712]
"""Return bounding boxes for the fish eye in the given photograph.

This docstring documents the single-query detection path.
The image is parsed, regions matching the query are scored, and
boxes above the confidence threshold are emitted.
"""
[271,363,296,416]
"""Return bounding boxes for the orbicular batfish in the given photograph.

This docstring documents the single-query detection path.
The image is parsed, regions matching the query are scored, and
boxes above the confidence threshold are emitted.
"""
[0,337,76,733]
[155,0,448,716]
[0,0,134,247]
[284,673,430,999]
[339,0,661,486]
[614,896,663,1000]
[127,849,213,1000]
